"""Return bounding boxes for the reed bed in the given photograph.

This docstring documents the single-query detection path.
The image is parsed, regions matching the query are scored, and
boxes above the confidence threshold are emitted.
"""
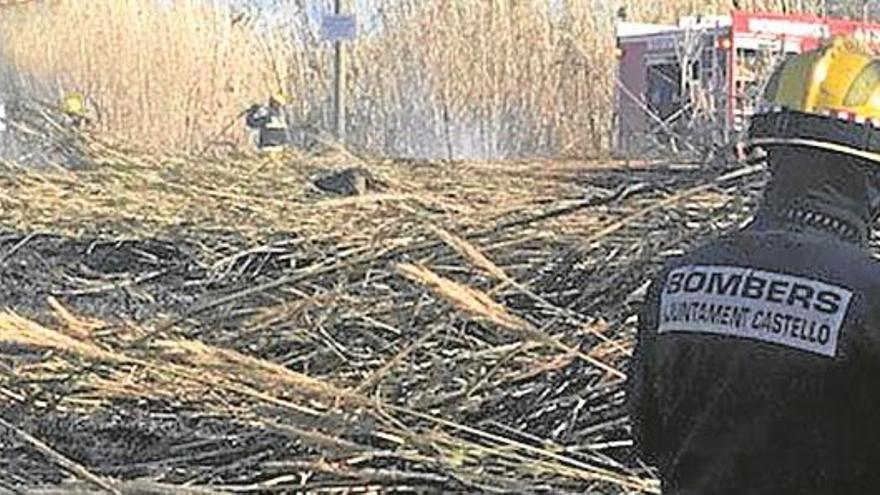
[0,0,833,158]
[0,103,767,493]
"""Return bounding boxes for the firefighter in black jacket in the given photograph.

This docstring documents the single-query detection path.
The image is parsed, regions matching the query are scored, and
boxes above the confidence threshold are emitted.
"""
[629,38,880,494]
[245,93,289,154]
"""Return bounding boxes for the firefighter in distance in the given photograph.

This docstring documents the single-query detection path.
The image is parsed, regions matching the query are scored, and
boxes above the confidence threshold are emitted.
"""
[245,93,289,154]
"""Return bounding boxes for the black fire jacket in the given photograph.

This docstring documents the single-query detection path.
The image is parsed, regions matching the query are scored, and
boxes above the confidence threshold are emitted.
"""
[629,215,880,494]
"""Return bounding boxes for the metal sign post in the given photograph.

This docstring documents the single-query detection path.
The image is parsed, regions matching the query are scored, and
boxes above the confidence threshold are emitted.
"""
[322,2,357,144]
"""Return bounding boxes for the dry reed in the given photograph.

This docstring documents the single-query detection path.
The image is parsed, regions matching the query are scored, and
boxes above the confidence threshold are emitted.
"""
[0,0,287,151]
[0,121,765,491]
[0,0,818,157]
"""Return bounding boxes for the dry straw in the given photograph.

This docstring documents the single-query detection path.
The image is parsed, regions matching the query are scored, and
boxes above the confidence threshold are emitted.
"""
[0,0,608,156]
[0,0,843,156]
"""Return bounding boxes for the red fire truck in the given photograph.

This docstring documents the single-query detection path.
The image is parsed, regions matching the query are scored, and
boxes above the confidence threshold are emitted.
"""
[615,11,880,155]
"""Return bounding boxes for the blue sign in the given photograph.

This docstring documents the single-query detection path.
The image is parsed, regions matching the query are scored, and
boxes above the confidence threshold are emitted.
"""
[321,15,357,42]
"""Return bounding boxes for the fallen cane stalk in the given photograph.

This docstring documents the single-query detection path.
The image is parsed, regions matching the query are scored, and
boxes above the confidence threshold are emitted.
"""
[0,417,121,495]
[396,262,626,380]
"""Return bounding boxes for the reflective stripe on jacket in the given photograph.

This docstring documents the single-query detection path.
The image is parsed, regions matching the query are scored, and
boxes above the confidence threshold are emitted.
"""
[629,216,880,494]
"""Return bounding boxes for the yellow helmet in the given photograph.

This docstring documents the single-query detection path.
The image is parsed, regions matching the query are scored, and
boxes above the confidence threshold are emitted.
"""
[61,92,86,117]
[749,37,880,164]
[269,92,288,106]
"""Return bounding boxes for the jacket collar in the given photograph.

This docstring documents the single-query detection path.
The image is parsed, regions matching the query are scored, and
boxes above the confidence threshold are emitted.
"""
[751,204,870,246]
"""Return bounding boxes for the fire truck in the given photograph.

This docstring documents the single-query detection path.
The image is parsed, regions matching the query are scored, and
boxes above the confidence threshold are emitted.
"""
[615,11,880,156]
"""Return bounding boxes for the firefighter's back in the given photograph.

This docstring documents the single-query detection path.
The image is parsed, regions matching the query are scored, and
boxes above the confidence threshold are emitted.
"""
[645,222,880,494]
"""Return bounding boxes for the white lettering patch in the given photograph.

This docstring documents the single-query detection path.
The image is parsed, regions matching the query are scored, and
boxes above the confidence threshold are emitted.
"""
[659,265,852,358]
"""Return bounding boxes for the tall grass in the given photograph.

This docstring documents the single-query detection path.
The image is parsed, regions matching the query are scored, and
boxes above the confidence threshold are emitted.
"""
[0,0,285,150]
[344,1,618,158]
[0,0,840,158]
